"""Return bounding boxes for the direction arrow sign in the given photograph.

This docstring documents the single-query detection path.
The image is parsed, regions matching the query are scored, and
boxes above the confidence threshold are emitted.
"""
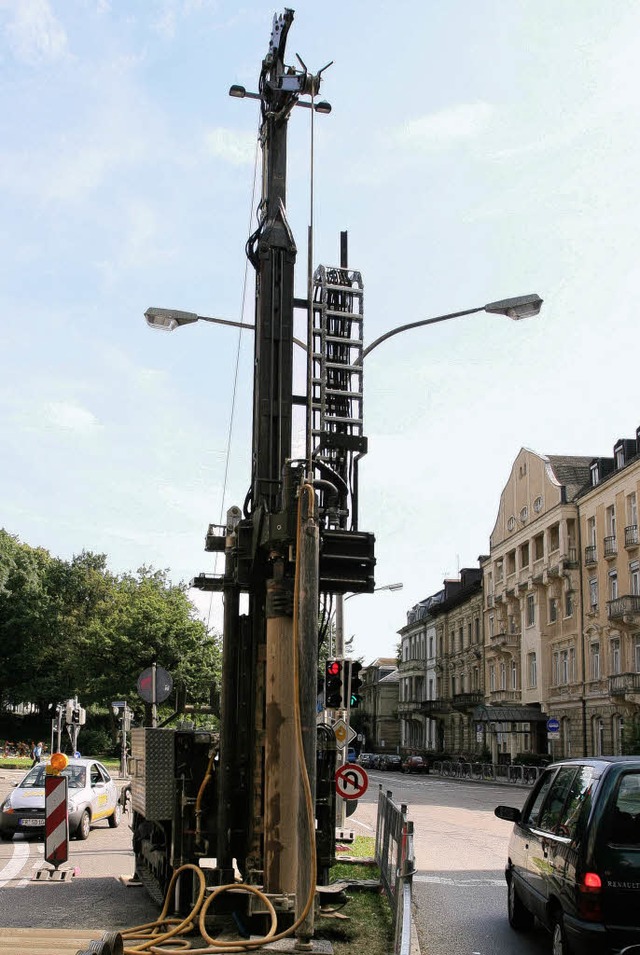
[335,763,368,800]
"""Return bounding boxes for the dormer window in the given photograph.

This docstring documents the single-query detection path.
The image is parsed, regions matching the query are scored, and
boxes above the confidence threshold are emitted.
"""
[615,443,626,469]
[590,462,600,486]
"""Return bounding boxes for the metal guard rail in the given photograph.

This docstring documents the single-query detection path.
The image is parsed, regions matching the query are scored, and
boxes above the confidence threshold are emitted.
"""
[432,760,545,784]
[375,785,415,955]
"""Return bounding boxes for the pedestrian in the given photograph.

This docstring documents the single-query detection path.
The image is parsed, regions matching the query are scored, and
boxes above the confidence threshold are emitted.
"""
[32,741,43,766]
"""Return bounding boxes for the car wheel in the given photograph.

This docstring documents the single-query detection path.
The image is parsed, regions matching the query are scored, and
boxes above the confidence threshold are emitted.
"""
[76,810,91,841]
[507,876,534,931]
[551,911,571,955]
[108,802,122,828]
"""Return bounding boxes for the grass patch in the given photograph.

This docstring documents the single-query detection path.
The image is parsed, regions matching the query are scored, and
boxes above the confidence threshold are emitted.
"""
[315,835,394,955]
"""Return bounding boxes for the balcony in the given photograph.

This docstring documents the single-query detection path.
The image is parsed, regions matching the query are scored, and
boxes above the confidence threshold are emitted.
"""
[609,673,640,697]
[398,700,425,715]
[452,691,484,711]
[420,699,452,716]
[492,631,519,650]
[604,536,617,559]
[625,525,639,549]
[607,594,640,623]
[489,689,520,703]
[584,545,597,565]
[563,547,578,568]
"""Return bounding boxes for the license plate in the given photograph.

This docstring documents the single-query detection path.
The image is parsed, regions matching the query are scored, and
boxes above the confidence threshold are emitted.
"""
[20,819,45,827]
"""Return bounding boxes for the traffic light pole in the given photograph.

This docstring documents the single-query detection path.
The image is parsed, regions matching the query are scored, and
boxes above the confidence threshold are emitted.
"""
[334,596,348,830]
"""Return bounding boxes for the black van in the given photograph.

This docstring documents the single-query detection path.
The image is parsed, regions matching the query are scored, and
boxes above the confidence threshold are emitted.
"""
[495,756,640,955]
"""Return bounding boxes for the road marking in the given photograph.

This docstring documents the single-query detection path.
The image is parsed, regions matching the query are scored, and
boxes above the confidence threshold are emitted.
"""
[0,842,30,887]
[414,874,504,887]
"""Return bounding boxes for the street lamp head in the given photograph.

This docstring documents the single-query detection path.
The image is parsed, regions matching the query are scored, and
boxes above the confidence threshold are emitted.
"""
[382,582,403,592]
[145,307,199,332]
[483,294,543,321]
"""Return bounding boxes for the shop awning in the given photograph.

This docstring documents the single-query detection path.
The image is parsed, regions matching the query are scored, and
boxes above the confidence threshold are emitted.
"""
[472,705,548,723]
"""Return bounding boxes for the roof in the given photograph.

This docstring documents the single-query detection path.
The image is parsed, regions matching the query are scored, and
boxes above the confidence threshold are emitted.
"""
[472,705,548,723]
[546,455,593,501]
[379,669,399,684]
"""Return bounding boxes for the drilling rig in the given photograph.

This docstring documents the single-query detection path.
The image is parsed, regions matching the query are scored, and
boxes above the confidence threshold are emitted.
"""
[130,9,375,942]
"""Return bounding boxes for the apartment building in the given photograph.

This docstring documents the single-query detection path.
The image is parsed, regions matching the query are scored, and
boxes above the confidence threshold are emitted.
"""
[397,590,443,752]
[428,569,484,753]
[359,657,400,754]
[577,431,640,756]
[483,448,591,761]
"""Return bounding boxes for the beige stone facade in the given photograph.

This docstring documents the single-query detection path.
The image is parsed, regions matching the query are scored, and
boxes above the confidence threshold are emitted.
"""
[359,658,400,754]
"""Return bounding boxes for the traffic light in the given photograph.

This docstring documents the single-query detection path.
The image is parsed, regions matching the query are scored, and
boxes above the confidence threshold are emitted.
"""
[348,660,363,708]
[325,659,344,708]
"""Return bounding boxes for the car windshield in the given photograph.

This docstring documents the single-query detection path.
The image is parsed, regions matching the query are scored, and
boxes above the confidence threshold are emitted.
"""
[19,764,86,790]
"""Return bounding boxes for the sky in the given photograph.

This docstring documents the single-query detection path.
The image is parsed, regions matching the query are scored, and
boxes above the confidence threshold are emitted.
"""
[2,0,640,666]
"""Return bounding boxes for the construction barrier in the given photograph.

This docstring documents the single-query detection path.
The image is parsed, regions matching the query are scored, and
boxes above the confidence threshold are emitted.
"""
[375,786,415,955]
[44,773,69,866]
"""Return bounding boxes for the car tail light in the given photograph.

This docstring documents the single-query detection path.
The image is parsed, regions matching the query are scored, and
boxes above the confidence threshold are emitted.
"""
[578,871,603,921]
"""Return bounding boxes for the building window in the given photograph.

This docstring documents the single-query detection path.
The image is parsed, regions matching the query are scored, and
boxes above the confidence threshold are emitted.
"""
[500,662,506,690]
[474,617,480,643]
[489,614,494,638]
[552,651,559,686]
[631,562,640,596]
[587,516,596,547]
[520,541,530,568]
[527,652,536,688]
[507,551,516,576]
[549,597,558,623]
[628,493,638,527]
[565,589,574,617]
[610,570,618,600]
[511,661,517,690]
[489,664,495,692]
[534,495,543,513]
[593,717,604,755]
[534,534,544,561]
[549,523,560,552]
[495,559,504,583]
[589,577,598,609]
[591,462,600,486]
[611,638,621,675]
[526,594,535,627]
[560,649,569,684]
[591,642,601,680]
[507,516,516,531]
[607,504,617,539]
[520,505,528,523]
[459,626,464,651]
[613,715,625,755]
[467,622,472,645]
[472,666,479,690]
[635,638,640,673]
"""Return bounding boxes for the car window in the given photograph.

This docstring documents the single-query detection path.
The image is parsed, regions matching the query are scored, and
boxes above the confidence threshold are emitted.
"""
[90,765,102,787]
[523,769,557,827]
[96,763,112,782]
[20,766,46,788]
[610,772,640,845]
[556,766,594,839]
[61,766,86,789]
[538,767,578,833]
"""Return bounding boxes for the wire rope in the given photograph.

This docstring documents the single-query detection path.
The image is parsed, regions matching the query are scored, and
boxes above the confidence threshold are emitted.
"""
[205,117,261,633]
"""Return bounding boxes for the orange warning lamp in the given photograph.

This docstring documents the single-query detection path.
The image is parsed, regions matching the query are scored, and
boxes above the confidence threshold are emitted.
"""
[47,752,69,775]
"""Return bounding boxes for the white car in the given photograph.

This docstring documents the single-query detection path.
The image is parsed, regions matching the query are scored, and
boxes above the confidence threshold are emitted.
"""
[0,757,122,841]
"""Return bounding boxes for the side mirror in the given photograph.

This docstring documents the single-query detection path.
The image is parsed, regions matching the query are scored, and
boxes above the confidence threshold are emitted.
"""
[495,805,521,823]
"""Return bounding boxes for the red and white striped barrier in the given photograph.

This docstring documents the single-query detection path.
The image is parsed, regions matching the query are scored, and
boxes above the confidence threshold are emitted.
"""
[45,773,69,866]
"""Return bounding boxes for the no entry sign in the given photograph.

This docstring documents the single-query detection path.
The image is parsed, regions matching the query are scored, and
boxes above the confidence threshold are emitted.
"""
[335,762,368,800]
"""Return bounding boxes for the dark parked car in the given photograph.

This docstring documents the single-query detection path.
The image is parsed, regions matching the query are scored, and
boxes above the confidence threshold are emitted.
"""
[357,753,376,769]
[495,756,640,955]
[402,755,427,774]
[379,754,402,772]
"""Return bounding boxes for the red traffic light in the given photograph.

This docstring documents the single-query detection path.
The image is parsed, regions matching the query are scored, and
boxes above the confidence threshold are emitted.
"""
[326,660,341,676]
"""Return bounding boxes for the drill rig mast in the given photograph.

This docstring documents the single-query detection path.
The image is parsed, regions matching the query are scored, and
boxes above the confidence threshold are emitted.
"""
[131,9,375,938]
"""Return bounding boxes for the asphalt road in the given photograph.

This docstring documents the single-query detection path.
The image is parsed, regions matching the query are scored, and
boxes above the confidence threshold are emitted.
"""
[351,769,553,955]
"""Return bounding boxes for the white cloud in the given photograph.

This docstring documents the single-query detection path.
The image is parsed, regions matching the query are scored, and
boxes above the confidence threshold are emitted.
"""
[41,401,100,433]
[204,127,257,166]
[3,0,67,64]
[393,102,495,151]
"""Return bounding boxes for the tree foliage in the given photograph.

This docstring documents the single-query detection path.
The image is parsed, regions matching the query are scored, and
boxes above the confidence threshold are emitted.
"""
[0,529,220,718]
